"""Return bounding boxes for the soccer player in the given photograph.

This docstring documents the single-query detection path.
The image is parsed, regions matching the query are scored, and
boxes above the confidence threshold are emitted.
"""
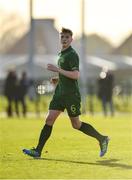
[23,28,109,158]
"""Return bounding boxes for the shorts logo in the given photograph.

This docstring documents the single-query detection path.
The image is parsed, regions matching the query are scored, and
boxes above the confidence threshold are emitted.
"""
[71,105,76,114]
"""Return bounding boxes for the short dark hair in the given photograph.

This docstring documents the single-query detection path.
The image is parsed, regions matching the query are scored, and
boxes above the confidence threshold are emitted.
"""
[60,27,73,36]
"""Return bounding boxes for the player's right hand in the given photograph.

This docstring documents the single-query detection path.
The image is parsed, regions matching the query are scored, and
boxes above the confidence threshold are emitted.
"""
[50,77,58,85]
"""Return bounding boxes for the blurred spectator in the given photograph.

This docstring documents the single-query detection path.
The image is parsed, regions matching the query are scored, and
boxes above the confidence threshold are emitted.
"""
[28,79,37,101]
[28,79,40,117]
[88,81,94,115]
[97,67,114,116]
[17,71,29,117]
[4,70,19,117]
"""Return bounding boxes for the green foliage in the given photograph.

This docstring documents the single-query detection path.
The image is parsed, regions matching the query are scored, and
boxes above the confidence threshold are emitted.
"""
[0,114,132,179]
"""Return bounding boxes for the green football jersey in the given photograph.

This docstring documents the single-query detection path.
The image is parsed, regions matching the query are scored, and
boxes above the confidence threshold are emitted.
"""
[55,46,80,96]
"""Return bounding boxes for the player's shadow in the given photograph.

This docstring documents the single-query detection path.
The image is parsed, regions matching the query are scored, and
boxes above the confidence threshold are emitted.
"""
[96,159,132,170]
[31,158,132,170]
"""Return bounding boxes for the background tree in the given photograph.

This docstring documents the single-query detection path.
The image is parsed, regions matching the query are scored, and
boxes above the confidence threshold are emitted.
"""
[0,10,27,53]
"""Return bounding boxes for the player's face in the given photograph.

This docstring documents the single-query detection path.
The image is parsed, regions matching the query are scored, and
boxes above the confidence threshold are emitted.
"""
[60,33,73,49]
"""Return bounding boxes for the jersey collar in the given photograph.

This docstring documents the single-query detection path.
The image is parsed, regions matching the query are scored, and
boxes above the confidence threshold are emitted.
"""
[61,46,72,54]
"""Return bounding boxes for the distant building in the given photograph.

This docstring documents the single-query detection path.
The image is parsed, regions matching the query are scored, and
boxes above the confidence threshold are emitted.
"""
[73,34,113,55]
[5,19,60,55]
[112,33,132,56]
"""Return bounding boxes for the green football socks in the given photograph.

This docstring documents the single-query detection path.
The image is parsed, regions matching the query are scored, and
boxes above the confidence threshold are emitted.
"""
[79,122,105,142]
[36,124,53,154]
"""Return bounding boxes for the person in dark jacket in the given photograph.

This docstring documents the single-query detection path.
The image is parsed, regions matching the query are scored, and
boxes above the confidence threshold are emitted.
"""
[4,70,18,117]
[97,67,114,116]
[18,71,29,117]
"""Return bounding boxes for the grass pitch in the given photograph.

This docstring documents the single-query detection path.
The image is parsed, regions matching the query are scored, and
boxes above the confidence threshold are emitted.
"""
[0,114,132,179]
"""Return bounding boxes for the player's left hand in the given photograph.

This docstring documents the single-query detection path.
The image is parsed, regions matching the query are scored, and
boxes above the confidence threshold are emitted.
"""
[50,76,58,85]
[47,64,59,72]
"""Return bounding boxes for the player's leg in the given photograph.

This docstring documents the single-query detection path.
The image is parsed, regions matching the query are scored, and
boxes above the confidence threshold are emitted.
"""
[70,116,108,144]
[69,116,109,157]
[35,110,62,154]
[35,94,65,154]
[66,95,106,142]
[66,94,106,142]
[23,110,62,157]
[70,116,106,142]
[23,94,65,157]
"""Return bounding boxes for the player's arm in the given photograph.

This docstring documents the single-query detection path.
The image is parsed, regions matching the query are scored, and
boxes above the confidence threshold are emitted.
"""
[58,69,79,80]
[47,64,80,80]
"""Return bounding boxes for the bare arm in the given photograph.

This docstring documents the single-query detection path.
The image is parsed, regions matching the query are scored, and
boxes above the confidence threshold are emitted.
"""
[47,64,80,80]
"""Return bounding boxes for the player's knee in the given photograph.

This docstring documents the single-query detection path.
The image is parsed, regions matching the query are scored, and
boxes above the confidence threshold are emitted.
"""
[45,116,55,126]
[71,121,80,129]
[70,117,82,129]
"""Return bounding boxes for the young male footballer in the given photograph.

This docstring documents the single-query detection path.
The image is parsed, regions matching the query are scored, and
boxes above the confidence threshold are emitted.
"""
[23,28,109,158]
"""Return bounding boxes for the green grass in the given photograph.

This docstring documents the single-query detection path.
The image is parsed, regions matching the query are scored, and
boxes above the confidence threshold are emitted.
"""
[0,114,132,179]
